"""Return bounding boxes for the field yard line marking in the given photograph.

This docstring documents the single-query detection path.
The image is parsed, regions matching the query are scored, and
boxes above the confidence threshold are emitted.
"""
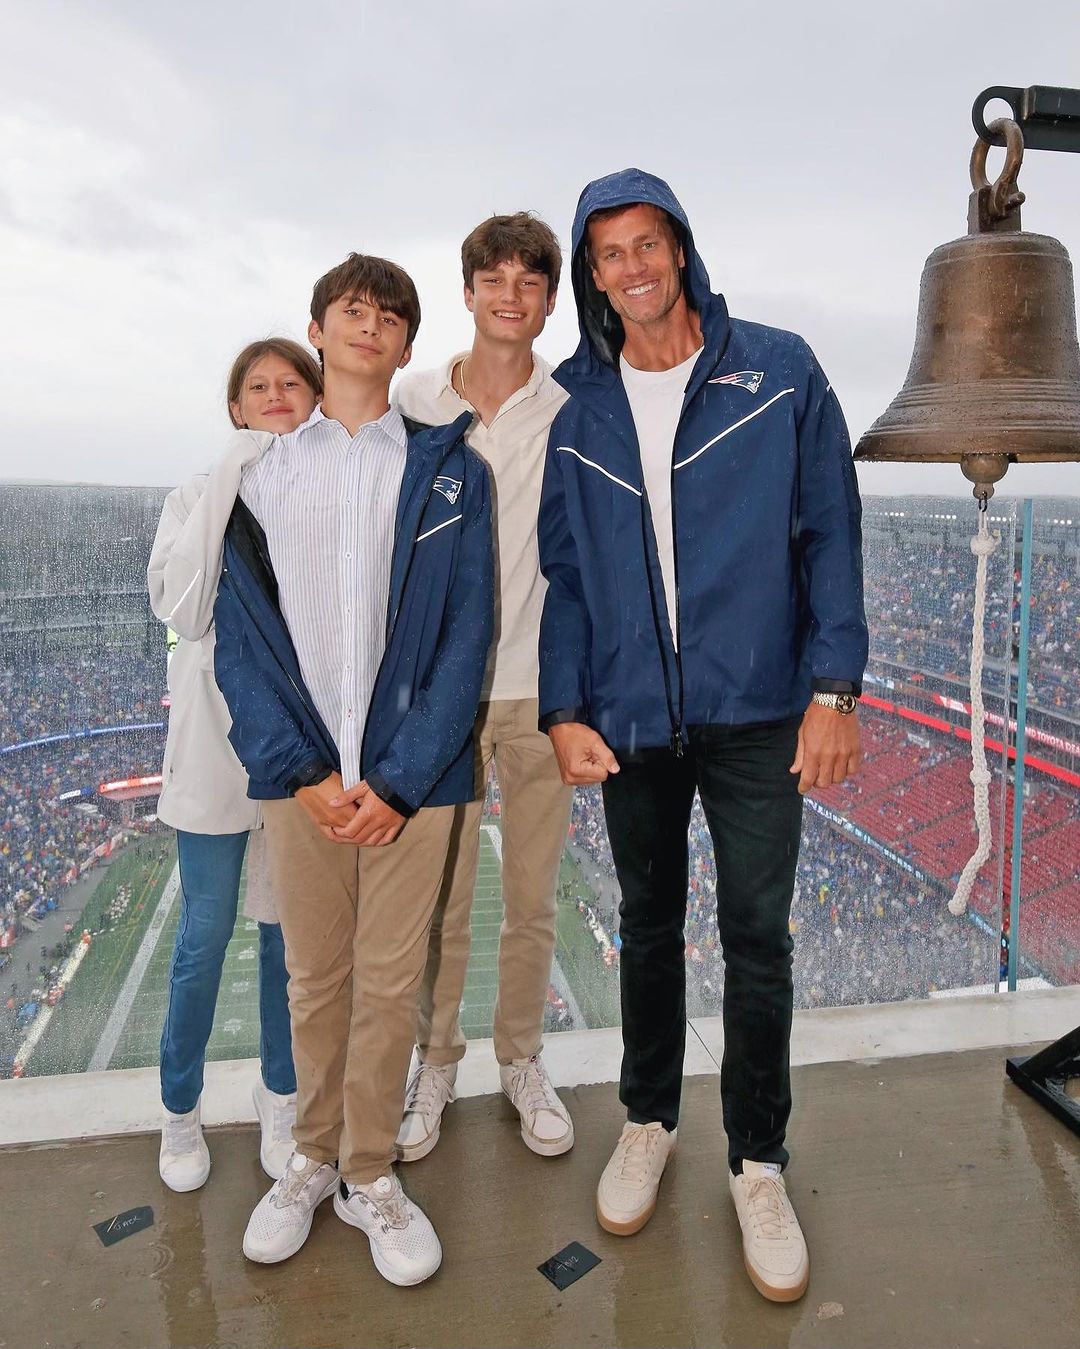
[480,824,587,1029]
[482,823,504,864]
[89,862,181,1072]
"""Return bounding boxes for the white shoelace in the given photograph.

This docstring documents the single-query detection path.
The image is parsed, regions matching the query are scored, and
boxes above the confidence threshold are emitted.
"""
[272,1155,324,1209]
[612,1125,662,1184]
[744,1177,788,1240]
[404,1065,454,1119]
[163,1115,199,1153]
[507,1058,561,1119]
[358,1176,409,1231]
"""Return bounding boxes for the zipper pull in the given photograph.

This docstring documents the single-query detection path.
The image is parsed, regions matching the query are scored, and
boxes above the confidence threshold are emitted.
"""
[670,731,684,758]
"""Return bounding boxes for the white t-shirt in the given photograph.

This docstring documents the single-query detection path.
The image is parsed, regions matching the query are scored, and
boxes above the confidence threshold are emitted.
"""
[620,345,703,649]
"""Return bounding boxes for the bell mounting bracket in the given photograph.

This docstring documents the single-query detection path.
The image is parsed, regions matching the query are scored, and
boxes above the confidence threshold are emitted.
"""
[973,86,1080,154]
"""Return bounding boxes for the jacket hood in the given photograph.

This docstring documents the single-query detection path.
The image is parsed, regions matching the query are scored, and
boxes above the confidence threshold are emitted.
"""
[568,167,715,370]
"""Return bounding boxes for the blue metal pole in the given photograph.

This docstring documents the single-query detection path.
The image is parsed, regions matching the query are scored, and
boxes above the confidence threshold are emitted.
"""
[1008,498,1034,992]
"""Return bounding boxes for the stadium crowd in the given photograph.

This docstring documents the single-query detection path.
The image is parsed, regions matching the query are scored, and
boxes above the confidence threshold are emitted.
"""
[568,786,997,1010]
[1,644,165,940]
[865,535,1079,717]
[1,650,163,744]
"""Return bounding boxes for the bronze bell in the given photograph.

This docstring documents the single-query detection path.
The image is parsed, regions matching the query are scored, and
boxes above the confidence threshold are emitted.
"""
[854,118,1080,498]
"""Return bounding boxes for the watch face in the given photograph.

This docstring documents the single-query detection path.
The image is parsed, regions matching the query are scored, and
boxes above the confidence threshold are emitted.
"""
[836,693,857,715]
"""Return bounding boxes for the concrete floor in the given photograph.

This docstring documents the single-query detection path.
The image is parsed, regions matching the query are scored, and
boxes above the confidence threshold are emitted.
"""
[2,1046,1079,1349]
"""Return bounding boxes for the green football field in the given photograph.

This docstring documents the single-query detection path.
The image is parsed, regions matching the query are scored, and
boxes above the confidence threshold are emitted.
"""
[27,822,616,1077]
[103,825,512,1071]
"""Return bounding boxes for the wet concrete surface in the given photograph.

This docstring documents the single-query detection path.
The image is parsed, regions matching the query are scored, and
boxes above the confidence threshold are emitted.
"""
[2,1046,1079,1348]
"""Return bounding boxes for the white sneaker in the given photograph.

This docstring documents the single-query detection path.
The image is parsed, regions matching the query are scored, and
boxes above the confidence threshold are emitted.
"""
[396,1057,457,1162]
[729,1161,810,1302]
[159,1100,211,1193]
[334,1172,442,1286]
[242,1151,338,1264]
[596,1121,676,1235]
[252,1078,296,1180]
[499,1053,574,1156]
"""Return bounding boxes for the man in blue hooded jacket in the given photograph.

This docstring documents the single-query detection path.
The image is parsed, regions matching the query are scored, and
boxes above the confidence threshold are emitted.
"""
[538,169,867,1302]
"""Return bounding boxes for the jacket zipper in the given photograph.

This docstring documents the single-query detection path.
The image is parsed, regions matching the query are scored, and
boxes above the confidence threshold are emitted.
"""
[668,448,685,758]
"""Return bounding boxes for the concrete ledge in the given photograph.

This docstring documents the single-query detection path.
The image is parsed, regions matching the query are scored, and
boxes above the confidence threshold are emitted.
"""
[3,985,1079,1149]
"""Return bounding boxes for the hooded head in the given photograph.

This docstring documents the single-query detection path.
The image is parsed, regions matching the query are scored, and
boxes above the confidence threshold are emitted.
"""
[569,168,714,368]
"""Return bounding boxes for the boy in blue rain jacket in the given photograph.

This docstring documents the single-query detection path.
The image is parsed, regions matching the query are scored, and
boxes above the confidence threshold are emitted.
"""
[213,252,493,1287]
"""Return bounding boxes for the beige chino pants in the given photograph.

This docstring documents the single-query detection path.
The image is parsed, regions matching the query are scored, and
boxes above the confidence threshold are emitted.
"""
[417,697,573,1068]
[263,797,455,1184]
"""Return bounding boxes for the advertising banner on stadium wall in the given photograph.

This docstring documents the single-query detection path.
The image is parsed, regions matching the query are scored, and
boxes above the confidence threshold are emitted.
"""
[805,798,939,889]
[931,694,1080,759]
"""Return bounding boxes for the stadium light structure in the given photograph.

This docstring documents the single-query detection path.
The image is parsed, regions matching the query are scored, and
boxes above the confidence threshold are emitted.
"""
[856,85,1080,1138]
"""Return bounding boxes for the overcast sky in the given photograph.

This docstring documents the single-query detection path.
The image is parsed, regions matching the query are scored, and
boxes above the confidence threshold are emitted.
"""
[3,0,1080,498]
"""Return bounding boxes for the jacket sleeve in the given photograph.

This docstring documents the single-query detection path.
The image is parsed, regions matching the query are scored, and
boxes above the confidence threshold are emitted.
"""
[213,567,334,796]
[793,345,869,694]
[536,416,592,730]
[147,431,274,642]
[365,457,494,814]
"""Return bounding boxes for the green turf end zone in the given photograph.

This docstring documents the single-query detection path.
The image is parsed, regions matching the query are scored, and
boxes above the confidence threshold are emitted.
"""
[26,823,623,1079]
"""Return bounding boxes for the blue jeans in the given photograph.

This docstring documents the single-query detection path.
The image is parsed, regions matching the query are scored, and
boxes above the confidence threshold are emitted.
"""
[160,830,296,1114]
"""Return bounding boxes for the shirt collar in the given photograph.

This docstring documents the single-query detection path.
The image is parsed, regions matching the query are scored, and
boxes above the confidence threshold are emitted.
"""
[298,402,408,446]
[437,350,552,415]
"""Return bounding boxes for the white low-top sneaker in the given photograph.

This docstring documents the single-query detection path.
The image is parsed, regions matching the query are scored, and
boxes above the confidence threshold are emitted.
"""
[729,1161,810,1302]
[242,1151,338,1264]
[499,1053,574,1156]
[159,1100,211,1193]
[596,1121,676,1235]
[252,1078,297,1180]
[334,1172,442,1286]
[396,1058,457,1162]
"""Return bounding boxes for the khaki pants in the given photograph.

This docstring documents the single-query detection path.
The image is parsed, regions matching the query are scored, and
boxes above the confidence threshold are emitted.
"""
[417,698,572,1068]
[263,797,455,1184]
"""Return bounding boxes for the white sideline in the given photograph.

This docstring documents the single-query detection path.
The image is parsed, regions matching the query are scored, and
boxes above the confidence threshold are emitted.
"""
[87,864,181,1072]
[3,985,1080,1149]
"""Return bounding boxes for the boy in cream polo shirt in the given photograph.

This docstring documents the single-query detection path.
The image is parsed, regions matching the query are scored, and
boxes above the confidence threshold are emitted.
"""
[394,212,574,1158]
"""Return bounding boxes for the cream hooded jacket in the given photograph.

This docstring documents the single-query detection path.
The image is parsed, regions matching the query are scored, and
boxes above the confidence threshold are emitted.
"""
[147,431,273,837]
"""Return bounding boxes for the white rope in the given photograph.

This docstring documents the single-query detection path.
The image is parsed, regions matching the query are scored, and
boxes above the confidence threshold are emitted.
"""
[948,505,1000,916]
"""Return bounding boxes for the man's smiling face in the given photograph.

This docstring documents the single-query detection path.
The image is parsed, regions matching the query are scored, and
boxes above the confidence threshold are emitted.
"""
[587,203,685,332]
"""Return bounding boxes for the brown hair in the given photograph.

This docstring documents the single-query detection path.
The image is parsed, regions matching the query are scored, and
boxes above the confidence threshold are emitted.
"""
[309,253,421,347]
[461,212,562,292]
[226,338,324,429]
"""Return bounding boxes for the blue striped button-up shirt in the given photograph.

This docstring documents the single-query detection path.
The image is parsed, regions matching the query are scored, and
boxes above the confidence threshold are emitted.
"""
[239,404,408,789]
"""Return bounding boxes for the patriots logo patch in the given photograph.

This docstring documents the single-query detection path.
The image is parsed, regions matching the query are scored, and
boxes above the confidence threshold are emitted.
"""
[708,370,764,393]
[432,475,462,505]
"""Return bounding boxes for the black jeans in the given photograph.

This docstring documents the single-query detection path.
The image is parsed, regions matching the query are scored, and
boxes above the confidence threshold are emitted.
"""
[602,719,803,1171]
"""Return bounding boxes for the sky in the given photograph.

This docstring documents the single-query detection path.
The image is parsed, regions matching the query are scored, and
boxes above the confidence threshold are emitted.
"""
[3,0,1080,498]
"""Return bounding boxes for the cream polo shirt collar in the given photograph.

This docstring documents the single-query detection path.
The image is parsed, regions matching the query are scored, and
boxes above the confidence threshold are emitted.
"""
[438,351,551,425]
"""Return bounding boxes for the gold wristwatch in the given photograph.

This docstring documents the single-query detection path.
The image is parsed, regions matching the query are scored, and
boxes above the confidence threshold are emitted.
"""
[811,691,858,715]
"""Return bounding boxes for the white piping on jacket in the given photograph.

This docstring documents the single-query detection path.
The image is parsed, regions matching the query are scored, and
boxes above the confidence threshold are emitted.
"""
[417,513,463,543]
[557,446,643,497]
[673,388,795,471]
